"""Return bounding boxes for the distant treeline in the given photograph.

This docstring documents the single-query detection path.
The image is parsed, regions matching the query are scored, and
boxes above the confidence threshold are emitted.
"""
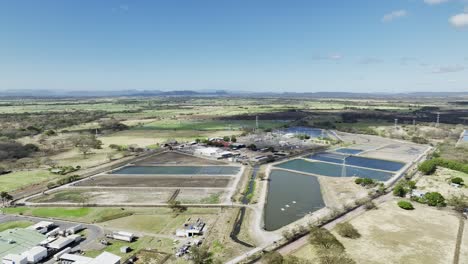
[0,111,107,139]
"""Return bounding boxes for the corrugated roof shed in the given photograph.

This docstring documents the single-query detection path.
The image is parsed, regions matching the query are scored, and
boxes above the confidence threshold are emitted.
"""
[89,252,121,264]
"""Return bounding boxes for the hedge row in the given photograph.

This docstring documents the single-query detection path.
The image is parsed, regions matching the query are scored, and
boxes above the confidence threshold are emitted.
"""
[418,158,468,175]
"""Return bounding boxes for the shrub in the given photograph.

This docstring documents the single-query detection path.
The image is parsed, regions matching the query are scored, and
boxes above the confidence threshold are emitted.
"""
[418,160,437,175]
[424,192,446,207]
[411,136,429,144]
[451,177,464,185]
[355,178,375,186]
[309,227,344,252]
[447,195,468,212]
[364,200,377,210]
[398,200,414,210]
[393,183,408,197]
[407,180,417,189]
[418,158,468,175]
[262,252,283,264]
[336,222,361,239]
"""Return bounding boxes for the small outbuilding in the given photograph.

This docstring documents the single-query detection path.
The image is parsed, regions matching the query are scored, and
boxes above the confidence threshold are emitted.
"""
[120,246,131,253]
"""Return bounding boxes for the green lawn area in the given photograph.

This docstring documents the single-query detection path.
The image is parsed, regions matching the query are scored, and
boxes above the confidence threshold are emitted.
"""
[2,207,218,226]
[29,190,89,203]
[138,119,288,131]
[99,208,220,235]
[100,129,243,147]
[84,236,174,261]
[0,220,34,232]
[3,207,133,223]
[49,148,124,169]
[0,169,56,192]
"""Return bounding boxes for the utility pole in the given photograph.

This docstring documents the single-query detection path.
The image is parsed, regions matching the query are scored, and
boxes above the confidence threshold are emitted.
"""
[436,112,440,127]
[394,118,398,130]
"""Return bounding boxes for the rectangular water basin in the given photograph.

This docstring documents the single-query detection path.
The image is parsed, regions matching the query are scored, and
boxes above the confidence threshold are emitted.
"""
[334,148,363,155]
[276,159,394,181]
[307,153,405,172]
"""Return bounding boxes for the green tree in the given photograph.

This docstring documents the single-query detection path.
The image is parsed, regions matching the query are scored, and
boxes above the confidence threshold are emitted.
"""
[70,134,102,158]
[393,183,408,197]
[190,246,214,264]
[424,192,446,207]
[0,191,13,206]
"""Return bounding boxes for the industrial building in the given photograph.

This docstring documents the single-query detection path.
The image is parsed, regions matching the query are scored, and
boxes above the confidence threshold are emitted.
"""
[175,218,205,238]
[107,231,135,242]
[59,252,120,264]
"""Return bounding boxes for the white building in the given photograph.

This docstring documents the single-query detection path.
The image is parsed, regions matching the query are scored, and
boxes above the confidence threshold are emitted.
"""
[194,147,220,157]
[23,246,47,263]
[2,254,27,264]
[59,252,120,264]
[27,221,54,234]
[110,231,134,242]
[48,236,76,250]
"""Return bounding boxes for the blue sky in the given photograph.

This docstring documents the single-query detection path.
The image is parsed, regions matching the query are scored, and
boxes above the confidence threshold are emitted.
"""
[0,0,467,93]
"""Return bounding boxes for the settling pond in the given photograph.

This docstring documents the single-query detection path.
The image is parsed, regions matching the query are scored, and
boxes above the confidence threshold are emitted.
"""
[276,159,394,181]
[334,148,363,155]
[307,152,405,172]
[264,170,325,231]
[281,126,328,138]
[111,166,240,175]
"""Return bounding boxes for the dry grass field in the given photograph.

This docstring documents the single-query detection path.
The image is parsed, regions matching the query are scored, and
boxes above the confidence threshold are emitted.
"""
[318,177,368,208]
[334,199,460,264]
[28,188,174,204]
[416,168,468,198]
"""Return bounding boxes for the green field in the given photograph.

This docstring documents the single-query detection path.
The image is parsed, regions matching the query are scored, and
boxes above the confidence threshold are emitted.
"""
[3,207,134,223]
[137,119,287,131]
[99,208,220,234]
[3,207,218,224]
[84,236,174,261]
[0,221,34,232]
[0,170,56,192]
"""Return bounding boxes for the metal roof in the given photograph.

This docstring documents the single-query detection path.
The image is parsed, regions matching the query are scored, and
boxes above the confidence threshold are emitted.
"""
[0,228,46,259]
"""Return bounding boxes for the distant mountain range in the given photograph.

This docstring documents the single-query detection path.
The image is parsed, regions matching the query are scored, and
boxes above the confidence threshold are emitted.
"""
[0,89,467,99]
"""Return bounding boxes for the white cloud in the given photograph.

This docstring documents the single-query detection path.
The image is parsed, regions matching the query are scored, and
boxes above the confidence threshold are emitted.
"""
[382,10,408,23]
[359,57,384,65]
[424,0,450,5]
[400,57,418,65]
[312,53,343,61]
[432,65,465,73]
[112,4,129,12]
[450,13,468,28]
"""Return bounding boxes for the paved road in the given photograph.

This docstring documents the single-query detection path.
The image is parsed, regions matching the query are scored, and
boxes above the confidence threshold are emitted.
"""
[0,214,104,250]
